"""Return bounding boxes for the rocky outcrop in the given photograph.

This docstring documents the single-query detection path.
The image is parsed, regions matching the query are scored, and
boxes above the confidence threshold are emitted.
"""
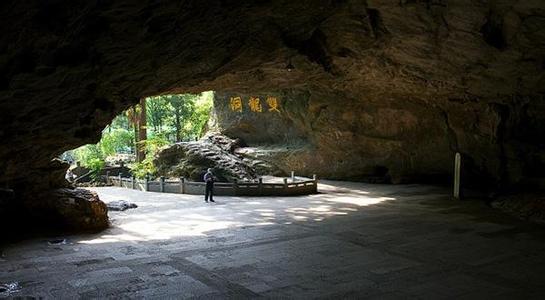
[1,1,545,231]
[25,188,108,232]
[154,133,282,182]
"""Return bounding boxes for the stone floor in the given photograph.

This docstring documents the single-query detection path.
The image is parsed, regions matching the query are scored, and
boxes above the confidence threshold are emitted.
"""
[1,181,545,299]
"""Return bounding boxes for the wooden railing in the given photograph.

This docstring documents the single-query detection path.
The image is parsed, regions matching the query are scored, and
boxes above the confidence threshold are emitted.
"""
[105,174,318,196]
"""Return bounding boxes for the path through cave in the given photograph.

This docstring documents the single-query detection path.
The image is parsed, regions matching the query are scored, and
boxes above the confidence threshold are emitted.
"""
[2,182,545,298]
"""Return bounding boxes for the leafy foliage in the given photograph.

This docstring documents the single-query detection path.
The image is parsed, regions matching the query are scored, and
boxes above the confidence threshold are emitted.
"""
[130,157,155,179]
[192,92,214,137]
[72,144,105,179]
[145,92,213,141]
[146,95,169,132]
[65,92,214,179]
[130,132,170,178]
[73,144,102,166]
[100,128,133,156]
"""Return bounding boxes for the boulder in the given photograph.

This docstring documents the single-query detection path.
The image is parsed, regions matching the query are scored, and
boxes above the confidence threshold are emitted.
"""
[26,188,109,232]
[107,200,138,211]
[154,133,283,182]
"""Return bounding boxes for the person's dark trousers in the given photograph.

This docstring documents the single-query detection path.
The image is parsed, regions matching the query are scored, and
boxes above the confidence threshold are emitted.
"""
[205,181,214,202]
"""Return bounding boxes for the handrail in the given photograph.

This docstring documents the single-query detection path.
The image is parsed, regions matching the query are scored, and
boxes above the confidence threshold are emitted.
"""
[105,174,318,196]
[73,170,94,183]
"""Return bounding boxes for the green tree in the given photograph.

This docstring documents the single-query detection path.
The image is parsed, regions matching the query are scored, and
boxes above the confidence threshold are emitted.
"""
[130,132,170,178]
[126,100,147,162]
[109,113,130,130]
[100,128,133,156]
[72,144,105,178]
[65,91,214,179]
[146,95,169,132]
[138,98,147,162]
[165,94,197,142]
[191,91,213,138]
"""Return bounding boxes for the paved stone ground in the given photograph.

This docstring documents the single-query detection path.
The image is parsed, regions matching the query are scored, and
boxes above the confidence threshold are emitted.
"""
[1,181,545,299]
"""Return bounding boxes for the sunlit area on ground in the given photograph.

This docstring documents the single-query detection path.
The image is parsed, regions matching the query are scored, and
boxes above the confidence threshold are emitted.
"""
[3,181,545,298]
[78,181,396,244]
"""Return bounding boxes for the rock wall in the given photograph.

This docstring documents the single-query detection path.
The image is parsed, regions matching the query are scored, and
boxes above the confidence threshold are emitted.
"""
[206,0,545,188]
[0,0,544,230]
[211,90,454,183]
[211,86,545,188]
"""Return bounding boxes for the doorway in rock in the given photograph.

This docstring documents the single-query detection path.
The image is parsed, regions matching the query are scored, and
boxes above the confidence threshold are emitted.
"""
[61,92,214,185]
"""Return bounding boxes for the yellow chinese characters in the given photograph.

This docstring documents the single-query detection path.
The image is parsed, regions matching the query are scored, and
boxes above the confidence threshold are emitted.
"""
[248,97,263,112]
[230,95,281,113]
[266,97,280,112]
[230,96,242,112]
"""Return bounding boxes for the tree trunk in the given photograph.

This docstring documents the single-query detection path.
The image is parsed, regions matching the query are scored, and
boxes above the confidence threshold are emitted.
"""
[128,107,139,157]
[137,98,147,162]
[133,121,138,157]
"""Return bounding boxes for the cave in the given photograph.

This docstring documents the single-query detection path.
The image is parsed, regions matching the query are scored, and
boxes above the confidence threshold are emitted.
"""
[1,0,545,298]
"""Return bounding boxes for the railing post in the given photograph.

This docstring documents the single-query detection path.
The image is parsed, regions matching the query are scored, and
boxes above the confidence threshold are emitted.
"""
[180,177,185,194]
[233,179,238,196]
[454,152,461,200]
[145,174,150,192]
[118,173,122,187]
[132,175,136,189]
[313,174,317,193]
[283,178,288,191]
[106,171,110,185]
[291,171,295,182]
[160,176,165,193]
[258,177,263,194]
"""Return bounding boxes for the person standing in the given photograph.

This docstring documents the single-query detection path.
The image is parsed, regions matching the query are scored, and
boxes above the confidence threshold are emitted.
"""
[203,168,215,203]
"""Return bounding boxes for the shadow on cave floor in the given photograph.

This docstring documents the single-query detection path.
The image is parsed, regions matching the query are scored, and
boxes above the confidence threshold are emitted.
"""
[1,181,545,298]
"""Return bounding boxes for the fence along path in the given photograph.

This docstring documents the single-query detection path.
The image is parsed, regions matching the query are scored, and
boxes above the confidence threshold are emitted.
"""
[105,174,318,196]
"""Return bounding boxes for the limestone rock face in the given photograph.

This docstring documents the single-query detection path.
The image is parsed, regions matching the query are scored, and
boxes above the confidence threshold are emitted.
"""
[25,188,109,232]
[154,133,281,182]
[0,0,544,230]
[211,87,544,186]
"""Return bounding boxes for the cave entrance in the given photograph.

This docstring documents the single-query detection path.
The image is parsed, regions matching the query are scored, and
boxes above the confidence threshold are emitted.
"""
[61,91,214,183]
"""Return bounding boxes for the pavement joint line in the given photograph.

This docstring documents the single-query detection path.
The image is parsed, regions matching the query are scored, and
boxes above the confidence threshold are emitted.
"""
[168,231,318,259]
[167,256,260,299]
